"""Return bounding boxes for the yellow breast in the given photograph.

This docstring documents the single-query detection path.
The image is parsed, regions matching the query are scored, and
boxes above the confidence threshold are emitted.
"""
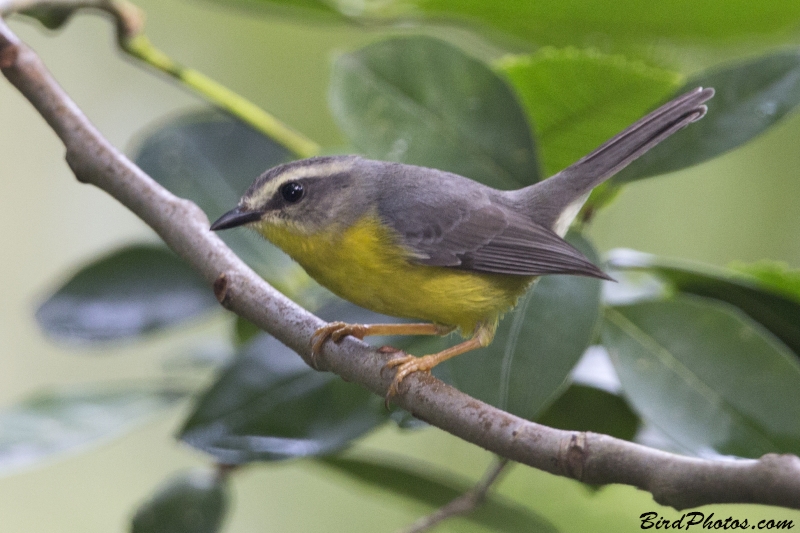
[256,214,533,335]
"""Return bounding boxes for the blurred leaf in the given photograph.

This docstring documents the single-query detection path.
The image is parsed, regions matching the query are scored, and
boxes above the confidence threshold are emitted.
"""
[233,316,261,346]
[601,268,668,307]
[36,244,218,342]
[134,110,307,294]
[608,250,800,357]
[389,409,428,430]
[537,384,639,442]
[433,232,602,420]
[570,346,623,394]
[498,48,681,176]
[180,333,387,463]
[617,51,800,181]
[19,6,76,29]
[729,259,800,300]
[195,0,343,19]
[134,110,289,217]
[329,35,539,189]
[405,1,800,48]
[319,456,558,533]
[602,296,800,457]
[0,384,184,477]
[131,469,228,533]
[202,0,800,48]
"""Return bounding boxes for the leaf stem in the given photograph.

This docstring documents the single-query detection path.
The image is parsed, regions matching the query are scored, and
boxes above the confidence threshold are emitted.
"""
[2,0,321,158]
[122,34,320,158]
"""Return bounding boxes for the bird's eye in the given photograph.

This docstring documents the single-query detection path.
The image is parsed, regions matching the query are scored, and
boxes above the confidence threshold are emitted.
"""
[280,181,304,203]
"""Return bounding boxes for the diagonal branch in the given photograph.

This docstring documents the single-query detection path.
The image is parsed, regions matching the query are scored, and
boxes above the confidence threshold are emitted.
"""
[2,16,800,512]
[399,457,510,533]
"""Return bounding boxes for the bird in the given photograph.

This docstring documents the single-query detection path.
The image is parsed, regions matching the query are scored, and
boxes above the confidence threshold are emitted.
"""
[211,86,714,399]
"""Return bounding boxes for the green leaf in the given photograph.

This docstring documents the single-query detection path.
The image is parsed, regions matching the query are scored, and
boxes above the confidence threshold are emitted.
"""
[617,51,800,182]
[233,316,261,346]
[203,0,800,48]
[131,469,228,533]
[35,244,218,342]
[608,250,800,357]
[0,384,184,477]
[408,1,800,47]
[729,259,800,300]
[498,48,682,176]
[134,110,290,217]
[433,232,602,420]
[329,35,539,189]
[536,384,639,442]
[192,0,343,20]
[180,333,387,463]
[134,110,308,295]
[389,409,428,430]
[318,456,558,533]
[603,296,800,457]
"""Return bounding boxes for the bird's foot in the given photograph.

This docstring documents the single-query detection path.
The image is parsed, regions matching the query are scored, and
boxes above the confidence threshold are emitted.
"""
[310,321,369,369]
[384,353,436,406]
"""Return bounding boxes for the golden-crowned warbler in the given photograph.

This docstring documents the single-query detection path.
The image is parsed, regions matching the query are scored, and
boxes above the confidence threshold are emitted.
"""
[212,87,714,397]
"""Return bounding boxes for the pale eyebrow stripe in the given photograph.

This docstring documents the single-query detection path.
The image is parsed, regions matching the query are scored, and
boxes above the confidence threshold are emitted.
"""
[245,160,355,207]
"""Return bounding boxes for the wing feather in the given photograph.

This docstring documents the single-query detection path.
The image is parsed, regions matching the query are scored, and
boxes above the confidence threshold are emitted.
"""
[382,187,609,280]
[375,162,610,280]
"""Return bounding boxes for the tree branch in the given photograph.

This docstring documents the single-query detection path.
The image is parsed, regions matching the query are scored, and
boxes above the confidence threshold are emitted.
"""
[399,458,510,533]
[2,16,800,512]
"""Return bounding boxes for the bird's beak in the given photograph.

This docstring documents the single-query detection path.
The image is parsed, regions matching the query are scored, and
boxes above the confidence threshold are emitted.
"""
[210,206,263,231]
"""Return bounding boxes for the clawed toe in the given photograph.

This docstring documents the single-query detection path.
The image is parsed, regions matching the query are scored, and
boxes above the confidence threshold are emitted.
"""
[310,322,369,369]
[384,354,432,407]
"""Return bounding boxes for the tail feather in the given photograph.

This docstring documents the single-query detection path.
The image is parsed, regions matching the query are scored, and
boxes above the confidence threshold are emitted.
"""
[516,87,714,235]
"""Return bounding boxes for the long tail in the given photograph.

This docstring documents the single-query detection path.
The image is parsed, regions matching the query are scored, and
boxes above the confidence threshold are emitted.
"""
[515,86,714,235]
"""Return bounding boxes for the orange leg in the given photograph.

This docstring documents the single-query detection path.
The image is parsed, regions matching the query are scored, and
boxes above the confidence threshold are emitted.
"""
[310,322,454,368]
[385,324,495,399]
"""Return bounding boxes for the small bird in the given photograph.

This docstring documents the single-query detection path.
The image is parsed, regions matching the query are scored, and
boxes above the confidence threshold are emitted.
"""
[212,87,714,398]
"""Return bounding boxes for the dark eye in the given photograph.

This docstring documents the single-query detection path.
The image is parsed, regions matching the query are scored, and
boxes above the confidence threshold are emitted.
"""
[280,181,304,203]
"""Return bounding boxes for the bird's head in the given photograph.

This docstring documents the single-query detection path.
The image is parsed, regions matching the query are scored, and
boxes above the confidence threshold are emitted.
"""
[211,155,372,236]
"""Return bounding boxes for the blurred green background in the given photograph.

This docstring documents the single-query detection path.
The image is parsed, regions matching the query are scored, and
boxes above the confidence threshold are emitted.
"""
[1,0,800,531]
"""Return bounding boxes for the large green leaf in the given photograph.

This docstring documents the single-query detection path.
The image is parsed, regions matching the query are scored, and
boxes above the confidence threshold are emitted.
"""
[603,296,800,457]
[498,48,681,176]
[536,384,639,442]
[36,244,218,342]
[0,384,184,477]
[616,51,800,182]
[318,456,558,533]
[198,0,800,48]
[730,260,800,299]
[422,232,602,420]
[134,110,307,295]
[179,333,387,463]
[329,35,539,189]
[608,250,800,357]
[131,469,229,533]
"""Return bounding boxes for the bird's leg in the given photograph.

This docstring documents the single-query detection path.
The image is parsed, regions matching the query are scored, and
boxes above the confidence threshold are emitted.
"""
[310,322,454,369]
[385,323,495,400]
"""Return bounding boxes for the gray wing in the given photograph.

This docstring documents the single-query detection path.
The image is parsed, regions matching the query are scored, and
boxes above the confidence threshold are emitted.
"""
[379,177,610,280]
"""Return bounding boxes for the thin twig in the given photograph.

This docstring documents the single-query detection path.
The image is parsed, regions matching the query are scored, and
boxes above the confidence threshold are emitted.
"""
[2,16,800,511]
[399,458,510,533]
[1,0,320,158]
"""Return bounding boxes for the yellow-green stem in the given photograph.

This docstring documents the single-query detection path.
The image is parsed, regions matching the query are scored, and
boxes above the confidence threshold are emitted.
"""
[123,34,320,159]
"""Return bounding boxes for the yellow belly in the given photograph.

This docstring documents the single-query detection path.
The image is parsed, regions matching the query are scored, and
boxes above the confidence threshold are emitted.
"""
[256,215,533,335]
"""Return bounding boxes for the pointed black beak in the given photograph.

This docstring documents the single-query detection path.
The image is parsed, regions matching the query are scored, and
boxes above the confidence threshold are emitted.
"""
[210,206,263,231]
